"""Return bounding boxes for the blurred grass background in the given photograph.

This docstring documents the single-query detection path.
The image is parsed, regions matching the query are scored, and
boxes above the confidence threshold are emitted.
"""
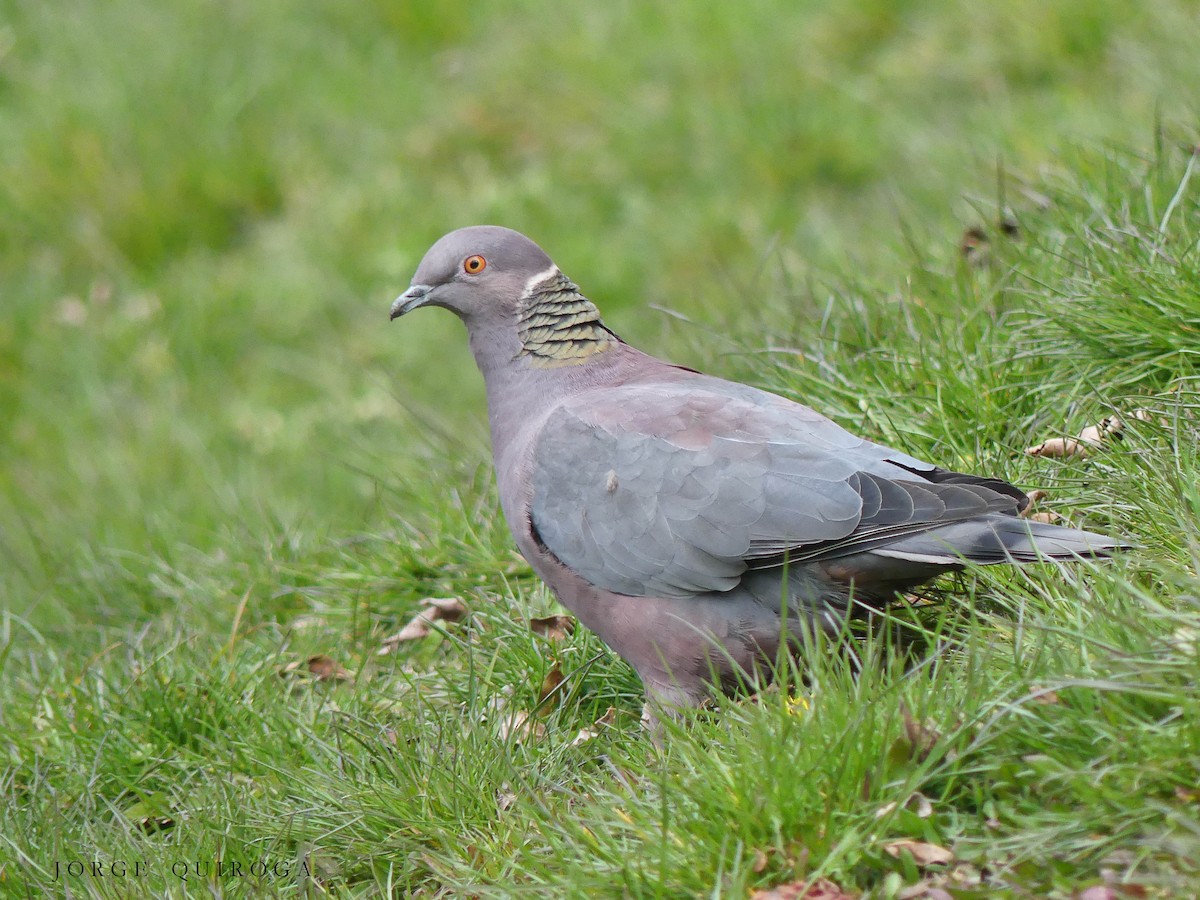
[3,0,1197,631]
[3,2,1200,895]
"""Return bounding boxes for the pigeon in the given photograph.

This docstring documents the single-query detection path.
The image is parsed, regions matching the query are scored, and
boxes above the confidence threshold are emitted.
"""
[390,225,1127,724]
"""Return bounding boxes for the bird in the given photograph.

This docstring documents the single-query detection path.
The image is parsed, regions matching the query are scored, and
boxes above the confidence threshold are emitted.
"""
[390,225,1126,727]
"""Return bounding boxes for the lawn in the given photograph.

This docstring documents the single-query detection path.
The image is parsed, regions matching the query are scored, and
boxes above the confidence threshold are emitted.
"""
[2,0,1200,896]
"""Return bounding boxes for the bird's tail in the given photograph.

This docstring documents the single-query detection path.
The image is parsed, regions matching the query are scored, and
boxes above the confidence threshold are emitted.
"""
[872,514,1131,566]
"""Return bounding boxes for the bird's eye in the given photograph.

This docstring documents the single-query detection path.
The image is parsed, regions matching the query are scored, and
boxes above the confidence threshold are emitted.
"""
[463,255,487,274]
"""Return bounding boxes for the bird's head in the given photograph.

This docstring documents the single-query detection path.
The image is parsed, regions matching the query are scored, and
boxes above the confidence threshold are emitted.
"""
[390,225,556,326]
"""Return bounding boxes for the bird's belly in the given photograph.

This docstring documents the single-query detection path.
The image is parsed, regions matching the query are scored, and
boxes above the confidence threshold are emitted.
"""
[516,540,867,704]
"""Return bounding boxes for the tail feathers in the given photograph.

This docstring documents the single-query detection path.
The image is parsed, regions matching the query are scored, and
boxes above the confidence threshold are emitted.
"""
[873,514,1130,566]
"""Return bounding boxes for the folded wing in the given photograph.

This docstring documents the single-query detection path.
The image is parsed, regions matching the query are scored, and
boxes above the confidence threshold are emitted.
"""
[530,379,1044,600]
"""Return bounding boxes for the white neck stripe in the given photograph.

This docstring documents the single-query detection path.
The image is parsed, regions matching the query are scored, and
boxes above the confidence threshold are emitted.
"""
[523,265,561,296]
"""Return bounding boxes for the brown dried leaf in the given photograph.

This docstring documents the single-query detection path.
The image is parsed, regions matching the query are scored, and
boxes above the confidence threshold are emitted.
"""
[496,709,546,743]
[751,848,770,873]
[1131,407,1168,426]
[1082,414,1124,441]
[1175,785,1200,802]
[960,226,990,266]
[1020,487,1054,521]
[1029,686,1061,705]
[751,877,857,899]
[279,654,353,683]
[883,839,954,867]
[874,800,899,819]
[378,597,467,654]
[1028,511,1062,524]
[901,705,942,762]
[537,665,565,713]
[1100,881,1148,898]
[529,614,576,642]
[875,792,933,820]
[496,784,517,812]
[900,862,983,898]
[1026,437,1087,459]
[1022,488,1050,509]
[478,686,515,721]
[307,654,353,682]
[570,706,618,746]
[1028,414,1126,459]
[898,885,953,900]
[910,792,933,819]
[948,863,982,886]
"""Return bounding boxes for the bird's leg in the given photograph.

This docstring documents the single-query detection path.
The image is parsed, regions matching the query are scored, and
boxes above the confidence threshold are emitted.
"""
[640,679,711,746]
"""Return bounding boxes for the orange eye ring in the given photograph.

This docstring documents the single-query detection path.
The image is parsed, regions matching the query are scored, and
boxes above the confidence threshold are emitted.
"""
[463,255,487,274]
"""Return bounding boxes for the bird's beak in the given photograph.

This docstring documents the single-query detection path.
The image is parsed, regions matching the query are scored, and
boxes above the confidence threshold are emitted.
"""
[389,284,433,320]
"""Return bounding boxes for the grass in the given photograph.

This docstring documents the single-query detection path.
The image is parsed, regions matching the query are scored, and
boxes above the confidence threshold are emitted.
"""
[2,0,1200,896]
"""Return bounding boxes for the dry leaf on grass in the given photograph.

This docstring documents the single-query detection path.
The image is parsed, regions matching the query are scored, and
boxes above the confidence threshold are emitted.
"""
[1079,415,1125,445]
[1174,785,1200,802]
[1092,865,1152,897]
[883,840,954,867]
[898,860,984,898]
[1131,407,1170,427]
[889,705,944,764]
[496,709,546,743]
[529,614,576,641]
[1029,686,1061,705]
[306,654,353,682]
[378,597,467,654]
[279,654,353,683]
[1022,488,1050,508]
[570,706,619,746]
[477,686,548,743]
[959,226,989,266]
[1027,510,1062,524]
[536,665,565,712]
[908,792,934,819]
[875,792,934,820]
[1026,437,1088,459]
[496,784,517,812]
[1026,414,1124,459]
[1020,489,1062,523]
[898,885,953,900]
[751,877,857,899]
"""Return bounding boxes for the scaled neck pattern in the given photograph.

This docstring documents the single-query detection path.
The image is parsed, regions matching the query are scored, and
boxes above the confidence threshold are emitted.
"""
[515,266,620,367]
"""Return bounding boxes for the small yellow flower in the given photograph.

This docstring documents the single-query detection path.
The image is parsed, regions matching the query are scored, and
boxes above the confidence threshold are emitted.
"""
[787,694,810,715]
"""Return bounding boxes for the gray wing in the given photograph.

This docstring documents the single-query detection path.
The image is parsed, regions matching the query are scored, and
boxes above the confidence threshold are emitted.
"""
[529,379,1018,599]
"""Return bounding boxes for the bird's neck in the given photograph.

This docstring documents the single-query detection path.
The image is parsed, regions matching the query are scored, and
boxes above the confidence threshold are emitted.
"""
[513,268,619,367]
[464,267,638,460]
